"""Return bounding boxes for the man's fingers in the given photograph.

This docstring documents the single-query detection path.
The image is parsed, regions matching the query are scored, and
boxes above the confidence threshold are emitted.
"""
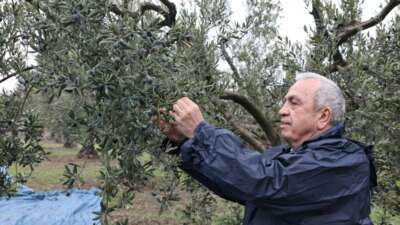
[178,97,196,111]
[176,97,189,107]
[181,97,194,106]
[175,97,199,115]
[172,103,184,116]
[180,97,199,112]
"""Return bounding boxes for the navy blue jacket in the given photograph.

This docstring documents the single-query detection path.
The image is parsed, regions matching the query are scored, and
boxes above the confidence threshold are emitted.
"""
[178,122,374,225]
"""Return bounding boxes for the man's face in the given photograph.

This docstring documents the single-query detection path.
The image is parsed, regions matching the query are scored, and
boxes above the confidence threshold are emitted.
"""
[278,79,321,148]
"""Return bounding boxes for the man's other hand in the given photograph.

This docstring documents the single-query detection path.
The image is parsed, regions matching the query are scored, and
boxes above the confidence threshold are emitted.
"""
[170,97,204,138]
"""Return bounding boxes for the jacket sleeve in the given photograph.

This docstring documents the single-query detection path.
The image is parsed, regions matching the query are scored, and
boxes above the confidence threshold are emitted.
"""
[179,121,371,213]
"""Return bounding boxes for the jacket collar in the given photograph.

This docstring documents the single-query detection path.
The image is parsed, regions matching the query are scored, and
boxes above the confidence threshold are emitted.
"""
[300,122,345,147]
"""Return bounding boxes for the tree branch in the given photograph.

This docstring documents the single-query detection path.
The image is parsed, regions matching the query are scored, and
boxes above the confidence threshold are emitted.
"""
[223,111,265,152]
[15,85,33,122]
[140,0,176,28]
[220,91,281,146]
[159,0,177,27]
[109,4,139,19]
[0,66,36,84]
[109,4,123,16]
[220,43,242,86]
[109,1,176,27]
[328,49,350,73]
[311,0,349,73]
[336,0,400,46]
[310,0,399,73]
[310,0,328,37]
[141,3,168,17]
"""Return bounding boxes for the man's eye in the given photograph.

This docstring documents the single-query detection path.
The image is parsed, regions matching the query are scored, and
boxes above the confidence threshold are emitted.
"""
[290,99,300,106]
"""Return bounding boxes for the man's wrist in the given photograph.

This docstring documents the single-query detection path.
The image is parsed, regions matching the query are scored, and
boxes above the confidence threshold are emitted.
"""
[162,137,188,155]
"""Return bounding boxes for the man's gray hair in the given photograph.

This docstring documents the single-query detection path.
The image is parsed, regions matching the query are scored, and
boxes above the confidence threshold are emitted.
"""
[295,72,346,125]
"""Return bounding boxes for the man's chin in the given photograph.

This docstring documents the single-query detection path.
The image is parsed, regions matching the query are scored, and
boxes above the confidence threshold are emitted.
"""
[280,130,292,141]
[279,128,289,135]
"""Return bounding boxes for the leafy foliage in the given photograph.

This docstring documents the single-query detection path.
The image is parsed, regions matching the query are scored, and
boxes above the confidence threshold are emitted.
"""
[62,163,84,189]
[0,91,47,196]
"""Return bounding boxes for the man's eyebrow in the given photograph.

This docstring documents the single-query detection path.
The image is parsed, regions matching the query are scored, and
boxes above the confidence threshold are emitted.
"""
[285,95,302,102]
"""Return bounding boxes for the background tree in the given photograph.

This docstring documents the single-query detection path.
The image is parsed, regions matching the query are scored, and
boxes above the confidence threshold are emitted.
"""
[25,91,81,147]
[0,0,47,196]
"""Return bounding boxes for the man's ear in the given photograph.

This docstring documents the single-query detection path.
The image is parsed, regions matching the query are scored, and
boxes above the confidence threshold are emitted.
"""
[317,107,332,130]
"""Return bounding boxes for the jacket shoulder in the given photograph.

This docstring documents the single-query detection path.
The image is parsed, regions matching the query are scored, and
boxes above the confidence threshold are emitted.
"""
[305,137,365,154]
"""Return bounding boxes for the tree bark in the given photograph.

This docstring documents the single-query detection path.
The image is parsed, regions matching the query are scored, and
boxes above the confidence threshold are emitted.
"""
[223,111,265,152]
[78,145,98,159]
[220,91,281,146]
[77,132,98,159]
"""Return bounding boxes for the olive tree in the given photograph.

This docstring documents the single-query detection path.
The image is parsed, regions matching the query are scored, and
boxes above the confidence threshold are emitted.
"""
[0,0,47,196]
[1,0,399,224]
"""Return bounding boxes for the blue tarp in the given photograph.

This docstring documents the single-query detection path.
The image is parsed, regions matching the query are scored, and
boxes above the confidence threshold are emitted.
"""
[0,185,101,225]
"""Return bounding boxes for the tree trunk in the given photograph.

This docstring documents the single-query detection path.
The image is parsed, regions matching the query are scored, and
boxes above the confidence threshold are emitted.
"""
[63,130,76,148]
[77,145,98,159]
[77,133,98,159]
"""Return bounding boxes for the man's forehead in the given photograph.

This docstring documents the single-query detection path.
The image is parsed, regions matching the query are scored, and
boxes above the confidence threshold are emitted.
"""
[285,79,320,98]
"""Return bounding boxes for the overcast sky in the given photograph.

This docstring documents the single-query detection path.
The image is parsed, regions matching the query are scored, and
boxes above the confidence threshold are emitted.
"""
[232,0,398,43]
[1,0,398,91]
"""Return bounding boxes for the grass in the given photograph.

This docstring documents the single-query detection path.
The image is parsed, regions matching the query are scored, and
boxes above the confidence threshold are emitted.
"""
[9,143,166,191]
[10,142,102,191]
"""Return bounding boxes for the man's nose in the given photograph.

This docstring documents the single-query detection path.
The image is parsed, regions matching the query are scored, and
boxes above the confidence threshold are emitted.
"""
[278,103,289,116]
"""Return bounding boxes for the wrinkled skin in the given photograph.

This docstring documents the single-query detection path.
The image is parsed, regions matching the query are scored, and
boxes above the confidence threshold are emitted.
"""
[278,79,332,148]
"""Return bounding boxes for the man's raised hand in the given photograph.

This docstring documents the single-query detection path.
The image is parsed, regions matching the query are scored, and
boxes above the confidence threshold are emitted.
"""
[169,97,204,138]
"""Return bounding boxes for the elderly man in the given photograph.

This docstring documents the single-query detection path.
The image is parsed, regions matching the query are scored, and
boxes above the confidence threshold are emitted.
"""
[163,72,376,225]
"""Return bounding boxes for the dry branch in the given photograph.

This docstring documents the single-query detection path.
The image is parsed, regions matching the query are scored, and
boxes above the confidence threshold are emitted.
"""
[220,91,280,146]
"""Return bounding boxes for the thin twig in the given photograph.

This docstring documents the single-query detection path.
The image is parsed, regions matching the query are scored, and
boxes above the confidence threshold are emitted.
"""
[0,66,36,84]
[220,43,242,86]
[14,85,33,122]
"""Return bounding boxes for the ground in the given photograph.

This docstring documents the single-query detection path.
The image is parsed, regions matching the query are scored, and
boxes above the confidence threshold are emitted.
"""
[10,142,187,225]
